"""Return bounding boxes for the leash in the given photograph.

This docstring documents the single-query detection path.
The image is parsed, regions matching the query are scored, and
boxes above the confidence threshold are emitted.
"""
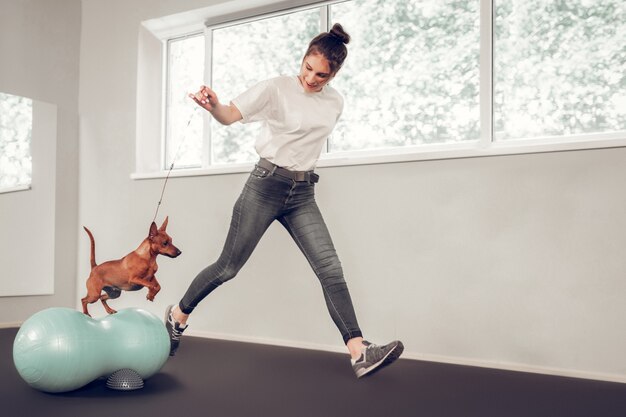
[152,106,201,224]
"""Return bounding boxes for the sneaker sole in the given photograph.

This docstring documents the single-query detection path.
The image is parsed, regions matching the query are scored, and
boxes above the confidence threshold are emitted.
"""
[164,304,174,323]
[164,304,177,357]
[356,341,404,378]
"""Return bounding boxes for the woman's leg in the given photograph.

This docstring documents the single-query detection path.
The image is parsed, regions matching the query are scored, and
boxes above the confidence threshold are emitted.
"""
[278,199,363,345]
[278,185,403,378]
[178,180,278,316]
[167,174,288,356]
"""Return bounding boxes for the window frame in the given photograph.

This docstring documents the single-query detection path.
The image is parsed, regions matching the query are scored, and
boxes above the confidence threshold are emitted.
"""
[132,0,626,180]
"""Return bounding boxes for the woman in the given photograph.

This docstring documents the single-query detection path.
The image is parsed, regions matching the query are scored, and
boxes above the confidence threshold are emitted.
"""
[165,23,403,378]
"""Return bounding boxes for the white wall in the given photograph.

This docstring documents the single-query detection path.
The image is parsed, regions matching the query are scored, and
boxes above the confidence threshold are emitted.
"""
[0,0,80,323]
[4,0,623,383]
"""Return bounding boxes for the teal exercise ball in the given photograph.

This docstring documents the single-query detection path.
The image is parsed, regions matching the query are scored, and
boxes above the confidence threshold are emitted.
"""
[13,307,169,393]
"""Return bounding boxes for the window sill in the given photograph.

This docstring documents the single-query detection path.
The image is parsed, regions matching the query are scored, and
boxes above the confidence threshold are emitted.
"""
[0,184,31,194]
[131,162,255,180]
[131,133,626,180]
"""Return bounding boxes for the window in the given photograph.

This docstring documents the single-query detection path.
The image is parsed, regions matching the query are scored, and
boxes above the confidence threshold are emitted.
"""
[147,0,625,175]
[0,92,32,191]
[166,34,205,168]
[210,9,320,165]
[494,0,626,140]
[331,0,480,151]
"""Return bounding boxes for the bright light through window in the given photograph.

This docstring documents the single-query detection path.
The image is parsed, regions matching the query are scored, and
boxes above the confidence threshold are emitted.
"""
[0,92,32,189]
[210,9,320,165]
[166,34,205,168]
[159,0,626,172]
[331,0,480,152]
[494,0,626,140]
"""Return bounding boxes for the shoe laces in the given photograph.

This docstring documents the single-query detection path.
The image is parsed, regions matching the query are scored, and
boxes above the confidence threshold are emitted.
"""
[168,314,186,341]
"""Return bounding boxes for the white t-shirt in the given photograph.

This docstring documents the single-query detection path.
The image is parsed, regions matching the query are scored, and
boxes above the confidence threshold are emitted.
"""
[231,75,343,171]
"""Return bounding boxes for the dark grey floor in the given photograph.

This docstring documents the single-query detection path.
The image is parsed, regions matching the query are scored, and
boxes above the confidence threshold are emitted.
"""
[2,327,626,417]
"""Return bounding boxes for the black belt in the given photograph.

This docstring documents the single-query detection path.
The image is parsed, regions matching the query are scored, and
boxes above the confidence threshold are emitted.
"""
[256,158,319,183]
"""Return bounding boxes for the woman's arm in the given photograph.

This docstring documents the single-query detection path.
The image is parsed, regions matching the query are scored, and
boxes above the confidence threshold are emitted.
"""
[189,85,242,126]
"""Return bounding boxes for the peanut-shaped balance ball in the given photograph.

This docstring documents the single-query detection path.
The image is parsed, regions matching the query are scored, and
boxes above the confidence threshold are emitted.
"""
[13,307,169,393]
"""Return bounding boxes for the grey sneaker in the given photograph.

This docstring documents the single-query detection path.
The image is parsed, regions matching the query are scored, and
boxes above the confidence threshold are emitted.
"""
[352,340,404,378]
[164,304,187,356]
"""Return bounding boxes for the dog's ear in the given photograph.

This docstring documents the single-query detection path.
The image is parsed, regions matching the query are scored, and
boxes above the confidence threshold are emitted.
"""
[159,216,169,231]
[149,221,158,238]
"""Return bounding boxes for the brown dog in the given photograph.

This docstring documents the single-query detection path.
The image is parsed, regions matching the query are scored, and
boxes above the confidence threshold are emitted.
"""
[81,217,181,316]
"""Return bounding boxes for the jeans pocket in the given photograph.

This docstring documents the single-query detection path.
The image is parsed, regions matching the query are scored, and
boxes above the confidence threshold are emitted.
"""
[250,166,270,178]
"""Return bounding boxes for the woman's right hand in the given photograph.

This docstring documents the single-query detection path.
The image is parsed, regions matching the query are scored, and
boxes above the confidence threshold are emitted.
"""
[188,84,242,125]
[189,85,219,112]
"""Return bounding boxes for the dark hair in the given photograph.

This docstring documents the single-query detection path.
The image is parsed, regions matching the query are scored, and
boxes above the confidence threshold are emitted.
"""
[304,23,351,75]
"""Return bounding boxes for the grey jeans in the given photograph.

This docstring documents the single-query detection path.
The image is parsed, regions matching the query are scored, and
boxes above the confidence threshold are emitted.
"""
[179,164,363,344]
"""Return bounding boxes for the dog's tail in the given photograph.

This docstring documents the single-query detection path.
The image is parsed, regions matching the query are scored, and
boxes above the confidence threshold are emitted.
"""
[83,226,97,269]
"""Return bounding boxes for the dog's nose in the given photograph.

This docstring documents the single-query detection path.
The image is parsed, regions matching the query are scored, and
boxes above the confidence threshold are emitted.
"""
[176,249,182,256]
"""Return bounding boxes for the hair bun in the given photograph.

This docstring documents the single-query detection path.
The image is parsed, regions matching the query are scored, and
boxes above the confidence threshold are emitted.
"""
[329,23,350,44]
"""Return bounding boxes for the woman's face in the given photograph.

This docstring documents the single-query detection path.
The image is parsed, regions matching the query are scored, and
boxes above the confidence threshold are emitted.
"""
[298,53,334,93]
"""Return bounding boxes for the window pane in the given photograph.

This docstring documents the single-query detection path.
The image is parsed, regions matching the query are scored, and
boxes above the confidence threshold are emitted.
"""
[166,34,205,168]
[330,0,480,153]
[0,92,32,189]
[494,0,626,140]
[211,9,320,165]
